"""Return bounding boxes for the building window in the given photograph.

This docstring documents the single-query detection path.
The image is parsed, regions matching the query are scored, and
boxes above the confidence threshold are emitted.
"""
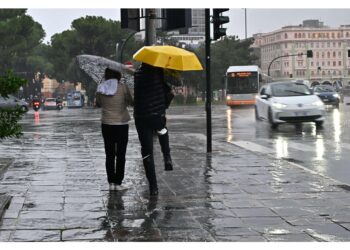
[333,61,336,66]
[327,51,330,58]
[338,51,342,57]
[333,51,336,58]
[339,61,342,66]
[328,61,330,66]
[311,61,314,66]
[310,42,314,48]
[316,52,319,58]
[294,33,298,38]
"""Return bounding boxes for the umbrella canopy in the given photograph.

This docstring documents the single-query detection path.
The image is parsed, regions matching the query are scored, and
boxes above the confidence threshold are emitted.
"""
[76,54,134,85]
[133,45,203,71]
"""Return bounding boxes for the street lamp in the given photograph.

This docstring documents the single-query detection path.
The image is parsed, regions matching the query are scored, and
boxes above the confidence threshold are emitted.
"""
[268,50,313,77]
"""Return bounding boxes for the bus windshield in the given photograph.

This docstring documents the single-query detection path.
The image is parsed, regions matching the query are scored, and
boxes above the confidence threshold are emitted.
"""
[227,72,258,94]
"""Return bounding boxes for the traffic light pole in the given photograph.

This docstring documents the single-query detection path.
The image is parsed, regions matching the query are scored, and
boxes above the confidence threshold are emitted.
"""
[268,52,308,77]
[205,8,212,153]
[145,9,157,46]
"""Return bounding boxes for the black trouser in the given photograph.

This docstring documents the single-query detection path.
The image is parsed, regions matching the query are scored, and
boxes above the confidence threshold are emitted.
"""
[101,124,129,185]
[157,116,170,156]
[135,116,167,190]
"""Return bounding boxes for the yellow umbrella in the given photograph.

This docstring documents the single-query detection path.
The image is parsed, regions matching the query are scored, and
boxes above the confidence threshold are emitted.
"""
[133,45,203,71]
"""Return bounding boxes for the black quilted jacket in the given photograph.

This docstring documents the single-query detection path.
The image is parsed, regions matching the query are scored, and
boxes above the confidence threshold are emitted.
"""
[134,63,166,118]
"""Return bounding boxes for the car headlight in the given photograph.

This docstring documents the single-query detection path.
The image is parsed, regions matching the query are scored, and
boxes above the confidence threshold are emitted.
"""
[272,102,287,109]
[333,93,339,98]
[226,96,231,100]
[312,100,324,106]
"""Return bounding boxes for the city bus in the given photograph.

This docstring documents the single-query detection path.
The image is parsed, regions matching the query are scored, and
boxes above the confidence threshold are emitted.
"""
[67,91,84,108]
[225,65,272,107]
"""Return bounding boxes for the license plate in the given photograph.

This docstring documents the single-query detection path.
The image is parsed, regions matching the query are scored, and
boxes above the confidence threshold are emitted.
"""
[295,111,308,116]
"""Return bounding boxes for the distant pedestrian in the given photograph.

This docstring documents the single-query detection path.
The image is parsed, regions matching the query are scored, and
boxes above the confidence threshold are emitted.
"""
[96,68,133,191]
[133,63,174,196]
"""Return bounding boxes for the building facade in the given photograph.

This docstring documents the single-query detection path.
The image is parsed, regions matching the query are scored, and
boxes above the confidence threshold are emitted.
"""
[252,20,350,84]
[167,9,205,47]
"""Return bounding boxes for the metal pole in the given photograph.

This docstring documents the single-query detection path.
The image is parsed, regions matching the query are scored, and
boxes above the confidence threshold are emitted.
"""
[145,9,157,46]
[244,8,247,39]
[120,31,139,63]
[205,8,212,153]
[268,53,303,76]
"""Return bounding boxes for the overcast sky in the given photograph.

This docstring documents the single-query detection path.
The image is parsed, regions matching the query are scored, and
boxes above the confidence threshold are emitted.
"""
[24,8,350,43]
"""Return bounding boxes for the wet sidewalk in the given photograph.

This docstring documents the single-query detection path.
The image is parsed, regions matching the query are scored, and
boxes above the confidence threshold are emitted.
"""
[1,110,350,241]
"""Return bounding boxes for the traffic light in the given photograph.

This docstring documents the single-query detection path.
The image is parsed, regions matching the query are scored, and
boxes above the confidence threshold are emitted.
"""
[121,9,140,31]
[348,49,350,57]
[307,50,313,58]
[212,9,230,40]
[162,9,192,31]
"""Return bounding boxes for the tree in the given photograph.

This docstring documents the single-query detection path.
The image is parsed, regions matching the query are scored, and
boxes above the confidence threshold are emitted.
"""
[0,9,45,138]
[211,36,257,91]
[0,9,45,73]
[48,16,142,103]
[0,71,27,139]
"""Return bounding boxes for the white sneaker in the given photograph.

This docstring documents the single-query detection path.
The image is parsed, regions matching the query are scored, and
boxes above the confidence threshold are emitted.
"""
[109,184,116,191]
[115,185,128,191]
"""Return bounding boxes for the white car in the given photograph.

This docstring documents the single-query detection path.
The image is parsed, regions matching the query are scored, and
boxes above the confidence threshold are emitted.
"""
[255,81,325,129]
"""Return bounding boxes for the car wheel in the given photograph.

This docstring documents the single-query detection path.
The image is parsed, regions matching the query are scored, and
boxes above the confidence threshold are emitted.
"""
[268,108,278,129]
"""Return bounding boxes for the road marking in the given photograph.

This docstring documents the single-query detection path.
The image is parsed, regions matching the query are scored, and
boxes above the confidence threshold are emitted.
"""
[229,140,275,154]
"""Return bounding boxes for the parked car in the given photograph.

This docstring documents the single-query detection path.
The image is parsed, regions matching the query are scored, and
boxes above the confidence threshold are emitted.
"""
[255,81,325,129]
[0,94,29,112]
[42,98,57,110]
[312,85,340,108]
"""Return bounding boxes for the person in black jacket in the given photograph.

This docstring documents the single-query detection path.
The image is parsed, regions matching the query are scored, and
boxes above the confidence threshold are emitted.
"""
[134,63,173,196]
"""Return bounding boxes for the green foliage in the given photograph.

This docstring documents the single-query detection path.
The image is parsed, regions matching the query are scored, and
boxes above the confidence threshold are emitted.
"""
[0,71,27,139]
[0,71,27,97]
[0,108,25,139]
[0,10,45,73]
[48,16,142,103]
[181,36,257,94]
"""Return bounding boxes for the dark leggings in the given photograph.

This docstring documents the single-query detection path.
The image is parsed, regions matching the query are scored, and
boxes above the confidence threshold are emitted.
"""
[101,124,129,185]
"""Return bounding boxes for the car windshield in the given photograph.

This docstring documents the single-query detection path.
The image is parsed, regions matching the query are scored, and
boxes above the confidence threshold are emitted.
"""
[314,86,335,93]
[46,98,56,102]
[271,83,312,97]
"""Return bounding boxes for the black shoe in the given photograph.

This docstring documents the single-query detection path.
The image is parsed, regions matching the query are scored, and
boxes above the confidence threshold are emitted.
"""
[150,188,159,196]
[164,155,173,171]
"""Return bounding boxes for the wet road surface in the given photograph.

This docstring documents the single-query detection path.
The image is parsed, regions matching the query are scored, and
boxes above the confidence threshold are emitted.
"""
[1,106,350,241]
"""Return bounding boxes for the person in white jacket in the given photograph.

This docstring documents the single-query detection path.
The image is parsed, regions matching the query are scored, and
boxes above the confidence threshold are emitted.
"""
[96,68,133,191]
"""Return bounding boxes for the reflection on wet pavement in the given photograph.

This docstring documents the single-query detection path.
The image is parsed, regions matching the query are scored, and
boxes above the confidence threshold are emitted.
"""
[1,107,350,241]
